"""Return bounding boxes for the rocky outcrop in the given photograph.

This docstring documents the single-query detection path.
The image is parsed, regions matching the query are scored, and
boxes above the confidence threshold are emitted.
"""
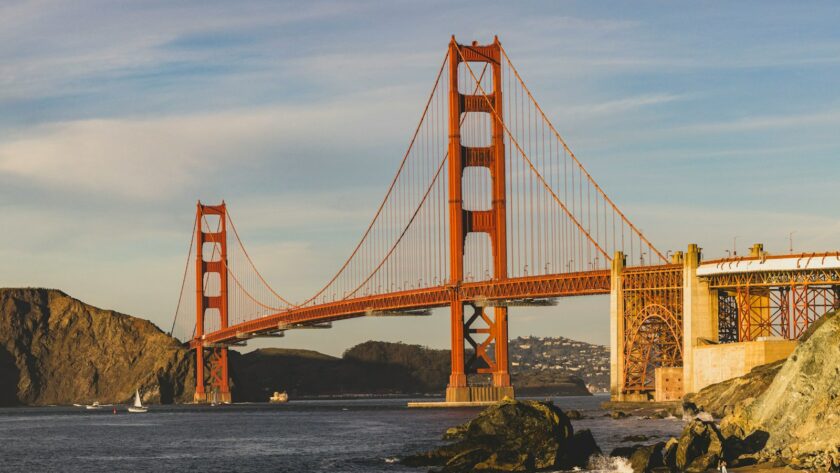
[683,359,784,418]
[647,310,840,471]
[402,399,601,472]
[610,443,666,473]
[0,288,194,405]
[674,419,726,472]
[721,310,840,469]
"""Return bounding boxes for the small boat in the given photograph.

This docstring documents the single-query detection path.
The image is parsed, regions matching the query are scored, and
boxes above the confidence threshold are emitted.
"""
[127,390,148,413]
[269,391,289,403]
[85,401,102,410]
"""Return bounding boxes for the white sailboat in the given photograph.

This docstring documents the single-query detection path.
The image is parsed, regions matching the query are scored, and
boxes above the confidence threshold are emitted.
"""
[127,390,148,413]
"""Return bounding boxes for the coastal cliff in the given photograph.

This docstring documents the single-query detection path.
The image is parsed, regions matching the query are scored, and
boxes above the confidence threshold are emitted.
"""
[624,309,840,472]
[721,309,840,469]
[0,288,194,406]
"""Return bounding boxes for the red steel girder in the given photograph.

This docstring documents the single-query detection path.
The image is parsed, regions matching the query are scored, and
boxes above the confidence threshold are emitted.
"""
[194,270,610,347]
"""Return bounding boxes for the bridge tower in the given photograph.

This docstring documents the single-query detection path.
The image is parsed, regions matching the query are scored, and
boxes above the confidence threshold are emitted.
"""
[194,202,232,403]
[446,37,514,403]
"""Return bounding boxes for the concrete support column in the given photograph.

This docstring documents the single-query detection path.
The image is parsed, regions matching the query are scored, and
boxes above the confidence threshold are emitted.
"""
[682,243,716,394]
[609,251,626,401]
[492,306,511,388]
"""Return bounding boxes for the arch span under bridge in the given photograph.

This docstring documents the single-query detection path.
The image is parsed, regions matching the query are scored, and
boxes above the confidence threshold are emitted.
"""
[170,37,840,404]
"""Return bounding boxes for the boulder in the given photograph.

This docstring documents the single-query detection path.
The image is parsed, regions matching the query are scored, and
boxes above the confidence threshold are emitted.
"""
[610,445,643,458]
[629,442,665,473]
[610,443,664,473]
[402,399,600,472]
[610,410,630,419]
[566,409,583,420]
[675,419,725,472]
[662,438,678,470]
[568,429,602,467]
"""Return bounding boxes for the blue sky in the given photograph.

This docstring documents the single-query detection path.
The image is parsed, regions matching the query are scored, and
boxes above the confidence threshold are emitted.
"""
[1,1,839,355]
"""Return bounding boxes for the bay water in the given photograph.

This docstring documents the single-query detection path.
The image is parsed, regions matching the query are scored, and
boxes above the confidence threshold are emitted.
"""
[0,395,683,472]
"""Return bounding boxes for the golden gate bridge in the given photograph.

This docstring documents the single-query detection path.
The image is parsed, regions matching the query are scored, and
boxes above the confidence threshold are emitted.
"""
[170,37,840,404]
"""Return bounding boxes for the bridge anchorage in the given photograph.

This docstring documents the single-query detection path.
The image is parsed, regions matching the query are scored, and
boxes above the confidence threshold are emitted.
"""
[171,36,840,405]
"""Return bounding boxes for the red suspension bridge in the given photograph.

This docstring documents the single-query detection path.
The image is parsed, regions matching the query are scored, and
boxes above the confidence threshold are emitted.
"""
[170,37,840,404]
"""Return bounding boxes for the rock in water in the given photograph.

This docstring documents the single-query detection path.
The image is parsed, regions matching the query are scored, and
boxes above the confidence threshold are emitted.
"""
[402,399,600,472]
[629,442,665,473]
[610,443,666,473]
[565,408,583,420]
[0,288,195,405]
[674,419,725,472]
[721,310,840,468]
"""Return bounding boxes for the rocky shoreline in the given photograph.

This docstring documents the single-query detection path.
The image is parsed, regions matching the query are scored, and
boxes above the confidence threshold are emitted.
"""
[608,309,840,472]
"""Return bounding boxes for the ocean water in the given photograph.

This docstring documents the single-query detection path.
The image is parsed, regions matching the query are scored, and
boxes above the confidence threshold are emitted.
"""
[0,395,683,472]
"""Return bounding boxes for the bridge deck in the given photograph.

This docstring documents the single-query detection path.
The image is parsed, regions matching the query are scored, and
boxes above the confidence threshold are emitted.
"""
[196,270,611,346]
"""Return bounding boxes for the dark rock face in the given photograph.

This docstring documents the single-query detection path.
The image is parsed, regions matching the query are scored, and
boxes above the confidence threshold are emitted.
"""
[0,288,194,406]
[568,429,601,467]
[402,399,600,472]
[629,442,665,473]
[662,438,678,469]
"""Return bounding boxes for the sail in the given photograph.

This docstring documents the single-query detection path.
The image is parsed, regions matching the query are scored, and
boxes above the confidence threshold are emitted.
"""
[134,390,142,408]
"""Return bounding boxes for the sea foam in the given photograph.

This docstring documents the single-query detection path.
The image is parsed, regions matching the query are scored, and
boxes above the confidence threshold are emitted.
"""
[586,454,634,473]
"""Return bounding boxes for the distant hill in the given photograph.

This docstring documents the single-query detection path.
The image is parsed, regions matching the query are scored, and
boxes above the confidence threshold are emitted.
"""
[510,335,610,392]
[232,340,591,400]
[229,343,448,400]
[0,288,598,405]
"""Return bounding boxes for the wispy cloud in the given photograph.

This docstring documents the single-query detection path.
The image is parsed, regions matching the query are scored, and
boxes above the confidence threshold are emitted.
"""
[675,109,840,134]
[0,86,424,199]
[563,93,687,117]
